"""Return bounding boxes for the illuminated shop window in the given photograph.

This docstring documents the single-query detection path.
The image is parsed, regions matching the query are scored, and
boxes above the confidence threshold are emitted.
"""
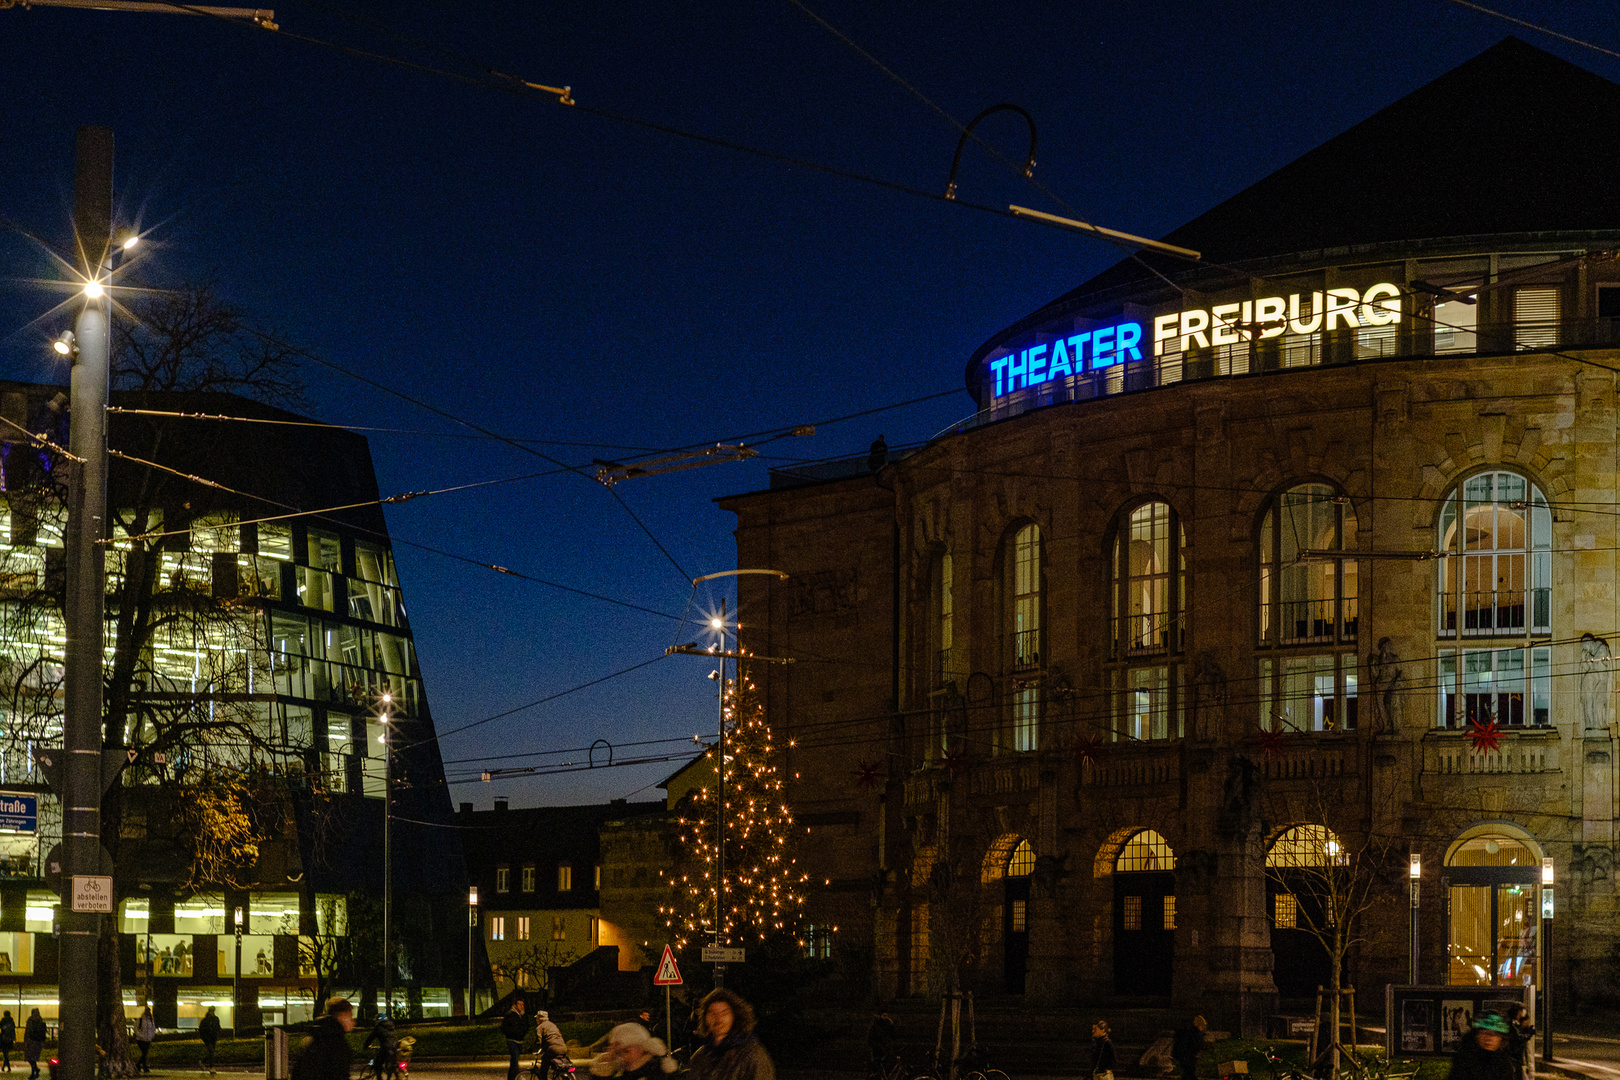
[1437,647,1550,728]
[1258,654,1357,733]
[1259,485,1357,646]
[1437,472,1550,638]
[1006,525,1042,671]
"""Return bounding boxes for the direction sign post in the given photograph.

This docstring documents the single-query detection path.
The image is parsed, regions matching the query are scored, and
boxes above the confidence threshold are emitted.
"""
[699,946,745,964]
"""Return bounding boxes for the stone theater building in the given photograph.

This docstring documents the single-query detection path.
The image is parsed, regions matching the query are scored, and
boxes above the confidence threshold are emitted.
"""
[720,40,1620,1030]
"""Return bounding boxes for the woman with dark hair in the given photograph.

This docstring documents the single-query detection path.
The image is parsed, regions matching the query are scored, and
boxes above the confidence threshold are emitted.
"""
[689,989,774,1080]
[1504,1005,1536,1080]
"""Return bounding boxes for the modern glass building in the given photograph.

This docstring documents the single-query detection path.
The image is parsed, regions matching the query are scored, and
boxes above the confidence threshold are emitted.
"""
[0,383,465,1029]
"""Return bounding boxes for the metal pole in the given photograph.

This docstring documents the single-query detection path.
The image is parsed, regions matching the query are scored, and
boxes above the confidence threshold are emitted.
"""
[382,716,392,1019]
[1409,877,1419,984]
[466,887,477,1019]
[714,601,725,988]
[60,123,113,1080]
[233,910,242,1038]
[1542,911,1553,1064]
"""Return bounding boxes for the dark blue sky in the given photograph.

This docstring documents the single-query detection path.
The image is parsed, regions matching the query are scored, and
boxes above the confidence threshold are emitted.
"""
[1,0,1615,806]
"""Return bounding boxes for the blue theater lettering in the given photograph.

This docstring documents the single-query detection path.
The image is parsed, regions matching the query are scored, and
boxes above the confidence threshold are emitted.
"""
[989,320,1143,396]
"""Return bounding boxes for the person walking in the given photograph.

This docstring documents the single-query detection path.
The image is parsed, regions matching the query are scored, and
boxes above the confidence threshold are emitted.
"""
[1090,1021,1117,1080]
[689,989,774,1080]
[1504,1006,1535,1080]
[291,998,355,1080]
[534,1010,570,1080]
[500,999,529,1080]
[0,1009,16,1072]
[21,1009,44,1080]
[589,1023,676,1080]
[199,1006,222,1074]
[135,1007,156,1074]
[1450,1014,1513,1080]
[1172,1016,1209,1080]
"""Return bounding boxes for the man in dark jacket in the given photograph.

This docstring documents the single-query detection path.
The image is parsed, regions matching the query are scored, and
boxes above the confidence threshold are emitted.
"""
[1172,1016,1208,1080]
[1451,1014,1514,1080]
[198,1007,222,1075]
[294,998,355,1080]
[502,1000,529,1080]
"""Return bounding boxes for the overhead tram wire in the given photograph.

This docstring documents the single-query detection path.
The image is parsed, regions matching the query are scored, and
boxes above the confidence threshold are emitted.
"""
[1439,0,1620,63]
[102,448,684,622]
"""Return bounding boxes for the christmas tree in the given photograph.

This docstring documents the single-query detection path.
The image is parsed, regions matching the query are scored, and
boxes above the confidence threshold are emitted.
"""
[662,666,807,949]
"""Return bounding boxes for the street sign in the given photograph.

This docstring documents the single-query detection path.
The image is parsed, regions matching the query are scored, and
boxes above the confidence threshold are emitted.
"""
[653,945,683,986]
[0,793,37,833]
[701,946,745,964]
[70,875,113,913]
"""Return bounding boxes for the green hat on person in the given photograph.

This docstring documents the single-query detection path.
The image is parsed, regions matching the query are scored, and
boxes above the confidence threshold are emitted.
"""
[1474,1014,1509,1034]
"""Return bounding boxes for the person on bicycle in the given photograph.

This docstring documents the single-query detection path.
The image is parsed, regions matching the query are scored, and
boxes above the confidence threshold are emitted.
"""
[364,1015,399,1079]
[535,1010,571,1079]
[867,1012,897,1079]
[690,989,774,1080]
[590,1023,676,1080]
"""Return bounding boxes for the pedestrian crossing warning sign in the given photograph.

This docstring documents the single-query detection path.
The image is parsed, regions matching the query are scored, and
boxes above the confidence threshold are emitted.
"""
[653,945,683,985]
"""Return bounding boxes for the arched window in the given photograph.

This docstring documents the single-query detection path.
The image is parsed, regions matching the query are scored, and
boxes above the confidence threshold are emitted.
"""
[1006,839,1035,877]
[1257,486,1360,734]
[1445,828,1543,987]
[1111,830,1175,995]
[1003,526,1042,754]
[1436,472,1552,728]
[1265,824,1343,868]
[1259,484,1358,645]
[1008,525,1042,670]
[1115,830,1176,872]
[1264,825,1340,995]
[1110,502,1185,741]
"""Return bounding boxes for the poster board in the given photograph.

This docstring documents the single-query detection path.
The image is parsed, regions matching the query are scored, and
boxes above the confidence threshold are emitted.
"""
[1385,985,1532,1058]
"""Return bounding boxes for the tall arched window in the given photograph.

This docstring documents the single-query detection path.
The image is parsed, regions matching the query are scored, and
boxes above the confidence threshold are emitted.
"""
[1257,485,1359,733]
[1111,830,1175,995]
[1110,502,1185,740]
[1436,472,1552,728]
[1264,824,1339,996]
[1002,525,1042,754]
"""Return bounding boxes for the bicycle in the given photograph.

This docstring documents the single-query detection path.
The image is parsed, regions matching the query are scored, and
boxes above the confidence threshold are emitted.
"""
[524,1056,577,1080]
[955,1044,1010,1080]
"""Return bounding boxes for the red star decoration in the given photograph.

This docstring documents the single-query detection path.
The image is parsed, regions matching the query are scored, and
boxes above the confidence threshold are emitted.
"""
[1253,729,1287,760]
[1073,735,1106,767]
[853,760,885,790]
[942,748,969,777]
[1467,717,1503,753]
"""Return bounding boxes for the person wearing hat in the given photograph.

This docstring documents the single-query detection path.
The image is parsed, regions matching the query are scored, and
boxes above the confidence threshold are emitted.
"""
[1450,1013,1514,1080]
[534,1010,571,1080]
[590,1024,677,1080]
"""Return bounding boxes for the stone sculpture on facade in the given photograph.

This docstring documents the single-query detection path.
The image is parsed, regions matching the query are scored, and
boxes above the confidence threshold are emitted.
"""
[1582,633,1612,732]
[1368,637,1403,736]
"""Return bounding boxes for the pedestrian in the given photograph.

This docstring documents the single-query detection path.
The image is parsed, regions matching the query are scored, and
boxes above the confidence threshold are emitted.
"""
[199,1006,221,1074]
[1504,1006,1535,1080]
[0,1008,16,1072]
[689,989,774,1080]
[1172,1015,1208,1080]
[135,1007,157,1075]
[501,999,529,1080]
[589,1023,676,1080]
[1090,1021,1117,1080]
[534,1010,570,1080]
[1450,1014,1513,1080]
[21,1009,44,1080]
[867,1012,897,1078]
[290,998,355,1080]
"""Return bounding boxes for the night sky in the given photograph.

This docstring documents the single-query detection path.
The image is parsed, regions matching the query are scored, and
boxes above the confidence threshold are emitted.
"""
[1,1,1615,807]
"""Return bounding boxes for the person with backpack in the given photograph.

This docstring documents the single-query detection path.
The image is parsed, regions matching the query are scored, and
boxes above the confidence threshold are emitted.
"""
[198,1006,221,1074]
[21,1010,44,1080]
[0,1009,16,1072]
[134,1007,156,1074]
[501,999,529,1080]
[291,998,354,1080]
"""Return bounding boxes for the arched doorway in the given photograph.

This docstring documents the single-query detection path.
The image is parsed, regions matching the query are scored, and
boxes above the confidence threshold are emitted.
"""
[1002,839,1034,993]
[1112,829,1175,995]
[1265,824,1338,998]
[1445,828,1542,986]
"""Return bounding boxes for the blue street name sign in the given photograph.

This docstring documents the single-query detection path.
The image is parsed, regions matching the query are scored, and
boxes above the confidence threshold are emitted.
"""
[0,793,38,833]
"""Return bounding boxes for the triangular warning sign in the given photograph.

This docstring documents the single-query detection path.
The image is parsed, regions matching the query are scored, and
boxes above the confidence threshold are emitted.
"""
[653,944,683,985]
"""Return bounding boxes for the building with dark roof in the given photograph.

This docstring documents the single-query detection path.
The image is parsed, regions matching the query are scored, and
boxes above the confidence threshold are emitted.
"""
[721,39,1620,1030]
[0,383,466,1028]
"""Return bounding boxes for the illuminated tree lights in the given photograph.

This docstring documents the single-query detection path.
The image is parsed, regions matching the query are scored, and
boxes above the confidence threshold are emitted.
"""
[661,671,808,950]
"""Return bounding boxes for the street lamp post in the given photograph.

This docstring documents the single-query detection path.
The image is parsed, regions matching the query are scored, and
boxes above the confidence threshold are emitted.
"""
[380,693,394,1020]
[467,886,478,1018]
[1408,852,1421,985]
[1542,856,1554,1065]
[232,906,243,1037]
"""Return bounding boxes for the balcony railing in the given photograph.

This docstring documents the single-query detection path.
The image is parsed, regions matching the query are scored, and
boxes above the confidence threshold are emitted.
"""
[1010,629,1041,671]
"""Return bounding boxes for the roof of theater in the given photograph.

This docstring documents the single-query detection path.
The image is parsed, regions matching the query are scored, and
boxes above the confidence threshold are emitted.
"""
[1030,37,1620,315]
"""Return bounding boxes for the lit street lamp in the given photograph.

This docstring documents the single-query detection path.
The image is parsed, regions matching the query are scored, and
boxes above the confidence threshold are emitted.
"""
[467,886,478,1018]
[1408,852,1421,985]
[232,906,243,1037]
[1542,856,1555,1065]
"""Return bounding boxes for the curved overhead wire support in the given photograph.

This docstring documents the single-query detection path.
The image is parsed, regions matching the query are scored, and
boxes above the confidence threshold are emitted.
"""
[945,103,1037,201]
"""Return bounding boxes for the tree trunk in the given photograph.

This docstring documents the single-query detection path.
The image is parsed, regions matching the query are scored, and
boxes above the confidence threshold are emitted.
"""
[98,917,133,1077]
[1330,948,1342,1074]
